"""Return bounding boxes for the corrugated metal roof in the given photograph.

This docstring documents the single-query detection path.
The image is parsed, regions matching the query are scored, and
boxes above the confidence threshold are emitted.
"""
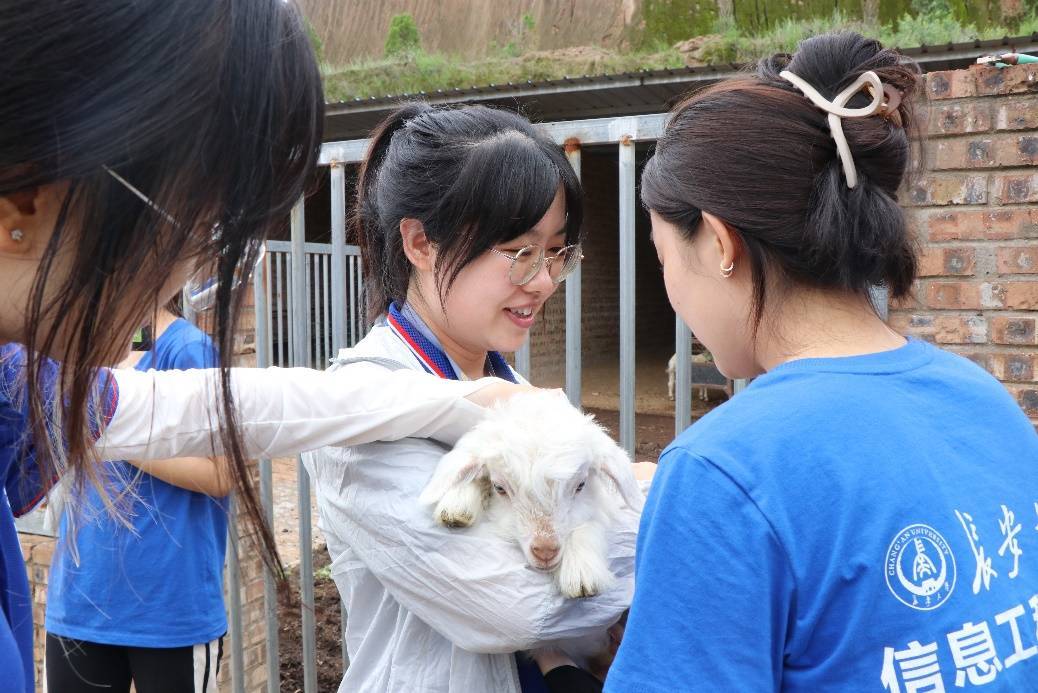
[324,34,1038,141]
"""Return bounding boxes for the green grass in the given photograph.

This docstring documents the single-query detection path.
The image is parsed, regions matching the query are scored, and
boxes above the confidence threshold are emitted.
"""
[323,47,686,102]
[321,10,1038,102]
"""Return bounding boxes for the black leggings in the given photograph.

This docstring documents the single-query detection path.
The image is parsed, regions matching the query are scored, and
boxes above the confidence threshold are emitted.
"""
[543,665,604,693]
[46,633,223,693]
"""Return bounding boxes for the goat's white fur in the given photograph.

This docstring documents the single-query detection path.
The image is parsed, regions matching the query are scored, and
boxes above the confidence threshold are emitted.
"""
[667,351,712,401]
[420,390,642,600]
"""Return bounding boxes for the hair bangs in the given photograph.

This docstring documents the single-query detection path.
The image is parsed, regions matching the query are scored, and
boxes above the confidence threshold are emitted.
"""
[435,132,581,298]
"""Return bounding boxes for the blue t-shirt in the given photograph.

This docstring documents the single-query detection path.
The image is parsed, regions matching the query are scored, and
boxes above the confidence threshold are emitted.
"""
[46,318,229,647]
[606,339,1038,692]
[0,345,118,692]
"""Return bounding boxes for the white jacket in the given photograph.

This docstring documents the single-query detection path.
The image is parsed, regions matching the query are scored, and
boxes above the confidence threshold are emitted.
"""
[303,322,638,693]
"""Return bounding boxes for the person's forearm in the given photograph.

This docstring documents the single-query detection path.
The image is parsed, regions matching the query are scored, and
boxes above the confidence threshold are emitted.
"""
[533,649,576,675]
[124,456,232,497]
[96,365,503,461]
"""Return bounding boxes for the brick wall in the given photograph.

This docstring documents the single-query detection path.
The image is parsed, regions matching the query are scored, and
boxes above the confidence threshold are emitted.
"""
[892,61,1038,428]
[21,533,51,690]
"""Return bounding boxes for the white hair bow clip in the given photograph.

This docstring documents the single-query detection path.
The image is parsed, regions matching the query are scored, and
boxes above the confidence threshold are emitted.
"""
[779,70,892,189]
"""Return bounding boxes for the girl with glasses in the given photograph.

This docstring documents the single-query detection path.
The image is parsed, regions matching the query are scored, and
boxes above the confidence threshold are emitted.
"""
[303,103,639,693]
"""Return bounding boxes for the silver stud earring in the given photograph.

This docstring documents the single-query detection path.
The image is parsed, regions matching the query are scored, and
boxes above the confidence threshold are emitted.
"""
[9,229,24,242]
[720,261,734,278]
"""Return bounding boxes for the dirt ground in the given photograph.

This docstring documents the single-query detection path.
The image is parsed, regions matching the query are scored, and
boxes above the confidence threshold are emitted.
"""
[278,547,344,693]
[545,350,729,462]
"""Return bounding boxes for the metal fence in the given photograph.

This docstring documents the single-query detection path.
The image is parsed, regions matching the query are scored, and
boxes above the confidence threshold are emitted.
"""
[260,239,365,369]
[243,225,364,693]
[226,112,888,693]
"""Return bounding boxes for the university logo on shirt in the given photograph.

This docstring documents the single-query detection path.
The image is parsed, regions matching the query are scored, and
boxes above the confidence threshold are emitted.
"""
[885,523,957,611]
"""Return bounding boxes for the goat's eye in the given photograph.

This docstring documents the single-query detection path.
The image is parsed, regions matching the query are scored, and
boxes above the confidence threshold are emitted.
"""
[493,484,508,497]
[575,482,586,494]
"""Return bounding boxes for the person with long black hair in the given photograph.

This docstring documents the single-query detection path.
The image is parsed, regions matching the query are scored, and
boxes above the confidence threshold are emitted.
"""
[0,4,521,691]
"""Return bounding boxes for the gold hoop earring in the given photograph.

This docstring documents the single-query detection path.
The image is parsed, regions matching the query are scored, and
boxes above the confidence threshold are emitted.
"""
[720,261,734,278]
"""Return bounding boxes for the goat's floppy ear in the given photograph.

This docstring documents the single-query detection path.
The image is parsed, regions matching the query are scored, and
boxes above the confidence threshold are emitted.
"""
[419,446,487,507]
[591,434,645,512]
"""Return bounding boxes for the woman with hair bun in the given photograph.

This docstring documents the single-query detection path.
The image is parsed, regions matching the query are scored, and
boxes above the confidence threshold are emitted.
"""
[606,32,1038,691]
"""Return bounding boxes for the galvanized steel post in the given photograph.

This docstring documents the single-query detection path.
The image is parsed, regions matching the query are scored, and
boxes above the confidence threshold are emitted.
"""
[674,318,692,436]
[289,200,318,693]
[618,134,636,457]
[330,163,348,353]
[252,250,280,693]
[870,284,890,321]
[226,501,245,693]
[564,139,583,409]
[328,162,352,675]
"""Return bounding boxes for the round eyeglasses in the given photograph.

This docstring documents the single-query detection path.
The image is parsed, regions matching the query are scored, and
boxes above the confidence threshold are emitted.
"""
[489,244,582,286]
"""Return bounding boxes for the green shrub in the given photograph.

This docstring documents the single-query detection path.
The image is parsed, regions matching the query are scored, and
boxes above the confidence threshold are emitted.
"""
[384,13,421,57]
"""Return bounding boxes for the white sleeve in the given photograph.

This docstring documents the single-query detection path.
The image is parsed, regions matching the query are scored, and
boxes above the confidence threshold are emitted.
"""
[306,441,637,654]
[95,364,494,461]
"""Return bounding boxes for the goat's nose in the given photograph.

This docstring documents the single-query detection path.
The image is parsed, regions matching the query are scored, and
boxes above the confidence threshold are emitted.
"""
[531,543,560,564]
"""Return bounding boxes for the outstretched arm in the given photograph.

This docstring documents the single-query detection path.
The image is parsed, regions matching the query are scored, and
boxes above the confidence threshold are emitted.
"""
[97,362,519,461]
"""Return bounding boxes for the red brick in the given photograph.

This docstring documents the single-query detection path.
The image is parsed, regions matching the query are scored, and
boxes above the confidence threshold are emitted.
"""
[1007,385,1038,417]
[982,282,1010,308]
[995,96,1038,131]
[925,281,984,309]
[907,174,988,206]
[32,540,54,567]
[928,101,992,135]
[889,289,924,311]
[991,316,1038,345]
[964,351,996,375]
[992,173,1038,205]
[974,63,1038,97]
[972,351,1038,382]
[932,138,994,169]
[998,353,1038,382]
[1004,282,1038,309]
[917,246,976,276]
[925,209,1038,241]
[917,248,941,277]
[889,313,934,339]
[932,134,1038,170]
[993,134,1038,166]
[933,315,987,344]
[996,246,1038,274]
[927,69,977,100]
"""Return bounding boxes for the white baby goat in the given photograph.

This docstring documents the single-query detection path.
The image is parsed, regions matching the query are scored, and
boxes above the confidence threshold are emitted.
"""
[667,351,712,401]
[420,390,643,600]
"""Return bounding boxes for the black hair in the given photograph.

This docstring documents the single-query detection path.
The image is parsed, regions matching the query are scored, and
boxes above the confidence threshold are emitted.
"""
[0,0,324,578]
[642,31,920,330]
[354,103,583,322]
